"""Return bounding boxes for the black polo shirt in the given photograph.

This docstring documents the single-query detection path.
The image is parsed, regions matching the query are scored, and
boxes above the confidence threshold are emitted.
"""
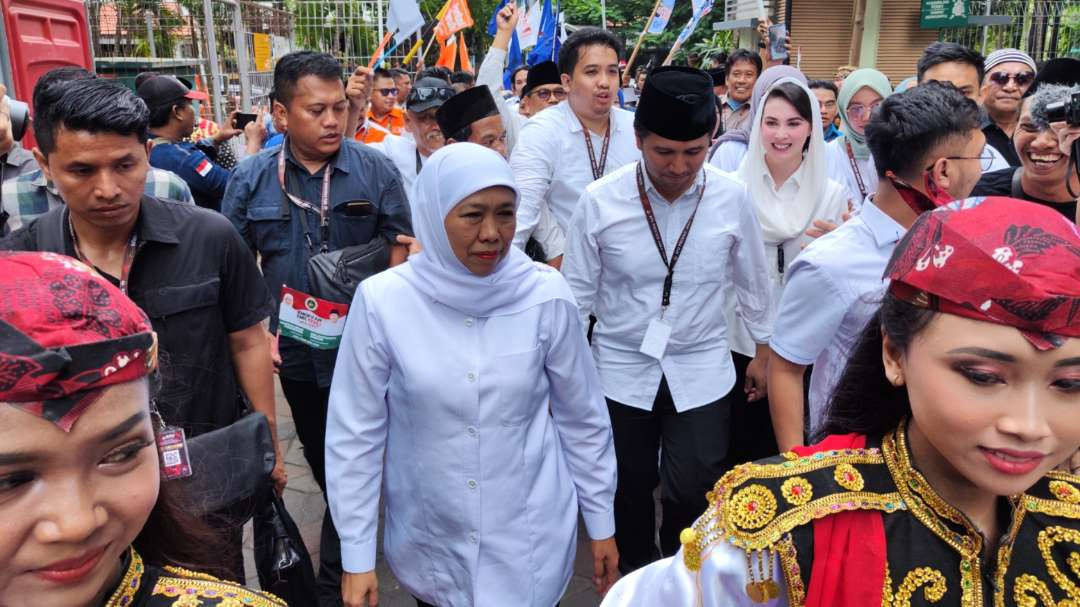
[1,196,274,437]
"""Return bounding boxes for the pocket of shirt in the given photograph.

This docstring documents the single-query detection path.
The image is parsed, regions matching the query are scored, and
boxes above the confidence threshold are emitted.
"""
[246,204,290,253]
[494,346,544,427]
[139,277,221,319]
[693,233,734,284]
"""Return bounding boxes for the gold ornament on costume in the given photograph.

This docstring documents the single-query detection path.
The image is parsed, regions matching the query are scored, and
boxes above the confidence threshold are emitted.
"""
[780,476,813,506]
[730,484,779,530]
[1049,480,1080,504]
[835,463,865,492]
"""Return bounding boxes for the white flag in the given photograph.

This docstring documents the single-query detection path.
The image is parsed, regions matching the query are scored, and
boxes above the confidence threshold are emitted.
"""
[515,0,543,48]
[387,0,424,44]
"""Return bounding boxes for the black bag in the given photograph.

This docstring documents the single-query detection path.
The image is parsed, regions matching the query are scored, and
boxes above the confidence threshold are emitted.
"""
[253,494,319,606]
[296,207,391,305]
[174,412,275,518]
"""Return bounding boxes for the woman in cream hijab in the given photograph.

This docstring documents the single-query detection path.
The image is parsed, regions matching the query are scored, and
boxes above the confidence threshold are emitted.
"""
[325,143,619,607]
[824,68,894,207]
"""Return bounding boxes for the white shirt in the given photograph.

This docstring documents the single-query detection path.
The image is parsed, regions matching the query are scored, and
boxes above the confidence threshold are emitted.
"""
[984,142,1010,173]
[367,134,424,194]
[726,171,849,357]
[601,537,788,606]
[770,199,905,432]
[708,139,748,173]
[510,101,638,248]
[325,270,617,607]
[824,137,878,209]
[563,162,773,412]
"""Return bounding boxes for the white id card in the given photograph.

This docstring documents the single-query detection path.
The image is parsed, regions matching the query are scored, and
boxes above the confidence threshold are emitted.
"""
[639,318,672,360]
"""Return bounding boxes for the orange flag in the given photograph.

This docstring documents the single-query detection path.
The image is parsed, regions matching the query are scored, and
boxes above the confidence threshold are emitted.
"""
[434,0,474,43]
[458,33,472,72]
[435,36,457,69]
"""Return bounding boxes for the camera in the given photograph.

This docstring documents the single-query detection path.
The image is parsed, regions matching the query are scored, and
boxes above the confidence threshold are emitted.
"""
[1045,91,1080,127]
[2,95,29,141]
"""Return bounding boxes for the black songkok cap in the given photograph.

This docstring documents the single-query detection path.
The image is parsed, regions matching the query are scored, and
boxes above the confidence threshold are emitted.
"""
[436,85,499,139]
[522,61,561,97]
[707,67,726,87]
[634,66,717,141]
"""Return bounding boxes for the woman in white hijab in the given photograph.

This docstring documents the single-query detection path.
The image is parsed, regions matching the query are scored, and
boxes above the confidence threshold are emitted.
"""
[727,77,850,361]
[325,143,619,607]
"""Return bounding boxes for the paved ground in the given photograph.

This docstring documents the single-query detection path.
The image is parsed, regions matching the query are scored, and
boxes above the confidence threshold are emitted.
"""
[241,380,605,606]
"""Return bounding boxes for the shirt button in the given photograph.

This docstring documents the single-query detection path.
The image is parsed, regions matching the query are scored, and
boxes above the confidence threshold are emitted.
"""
[466,426,477,437]
[469,532,478,544]
[467,372,476,382]
[467,479,478,489]
[465,317,474,327]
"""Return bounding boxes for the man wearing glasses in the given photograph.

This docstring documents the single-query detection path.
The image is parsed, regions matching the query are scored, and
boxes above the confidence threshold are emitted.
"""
[355,67,405,144]
[518,61,567,119]
[979,49,1037,167]
[368,77,454,192]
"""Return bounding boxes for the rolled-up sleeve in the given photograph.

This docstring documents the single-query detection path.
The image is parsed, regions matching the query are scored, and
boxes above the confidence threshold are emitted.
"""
[326,285,392,573]
[770,260,846,365]
[730,188,773,344]
[509,120,556,249]
[544,297,616,540]
[561,189,601,332]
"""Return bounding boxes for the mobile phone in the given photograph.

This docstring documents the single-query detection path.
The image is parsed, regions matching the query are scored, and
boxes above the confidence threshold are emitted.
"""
[233,112,258,130]
[769,23,789,60]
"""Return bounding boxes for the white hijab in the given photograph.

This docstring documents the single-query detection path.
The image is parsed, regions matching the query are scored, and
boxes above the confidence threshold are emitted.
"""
[737,77,830,244]
[393,142,574,318]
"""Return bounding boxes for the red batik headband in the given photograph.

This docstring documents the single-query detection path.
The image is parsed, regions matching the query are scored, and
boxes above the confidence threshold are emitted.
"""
[0,252,157,431]
[885,197,1080,350]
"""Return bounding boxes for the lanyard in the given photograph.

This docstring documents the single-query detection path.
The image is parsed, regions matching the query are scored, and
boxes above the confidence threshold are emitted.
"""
[278,139,333,254]
[845,139,868,201]
[579,117,611,180]
[69,213,138,294]
[635,163,706,314]
[415,148,423,175]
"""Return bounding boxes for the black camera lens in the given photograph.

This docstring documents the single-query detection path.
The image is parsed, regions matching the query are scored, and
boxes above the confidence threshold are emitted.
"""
[1044,91,1080,127]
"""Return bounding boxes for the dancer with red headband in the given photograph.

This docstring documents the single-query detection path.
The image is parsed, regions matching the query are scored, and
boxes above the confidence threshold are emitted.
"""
[601,196,1080,606]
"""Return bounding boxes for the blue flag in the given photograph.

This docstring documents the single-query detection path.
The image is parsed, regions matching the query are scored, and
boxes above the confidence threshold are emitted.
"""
[489,0,526,91]
[527,0,561,66]
[647,0,676,34]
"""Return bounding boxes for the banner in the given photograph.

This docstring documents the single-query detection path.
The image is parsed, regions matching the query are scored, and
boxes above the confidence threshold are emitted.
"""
[436,35,458,68]
[387,0,425,43]
[252,33,272,71]
[515,0,542,48]
[434,0,474,43]
[647,0,676,34]
[458,33,472,71]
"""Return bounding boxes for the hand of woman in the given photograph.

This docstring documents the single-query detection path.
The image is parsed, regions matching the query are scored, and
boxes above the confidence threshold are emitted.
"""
[342,571,378,607]
[591,537,620,597]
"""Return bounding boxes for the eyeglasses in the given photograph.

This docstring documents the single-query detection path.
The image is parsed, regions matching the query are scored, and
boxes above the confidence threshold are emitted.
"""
[926,154,997,172]
[846,101,881,121]
[376,87,399,97]
[988,71,1035,88]
[528,87,567,101]
[406,86,455,107]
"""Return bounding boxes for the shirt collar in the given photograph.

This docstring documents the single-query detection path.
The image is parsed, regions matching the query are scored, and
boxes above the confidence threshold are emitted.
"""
[860,196,906,248]
[640,163,706,204]
[726,98,746,112]
[763,165,802,192]
[132,195,181,244]
[282,138,351,175]
[564,102,619,136]
[3,143,33,167]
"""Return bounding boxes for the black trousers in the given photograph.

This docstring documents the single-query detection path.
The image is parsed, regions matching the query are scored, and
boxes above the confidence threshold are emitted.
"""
[725,352,779,465]
[279,378,343,607]
[607,376,733,573]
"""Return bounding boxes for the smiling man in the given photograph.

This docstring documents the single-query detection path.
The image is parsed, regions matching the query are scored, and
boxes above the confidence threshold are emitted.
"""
[510,27,638,258]
[980,48,1037,166]
[563,66,773,574]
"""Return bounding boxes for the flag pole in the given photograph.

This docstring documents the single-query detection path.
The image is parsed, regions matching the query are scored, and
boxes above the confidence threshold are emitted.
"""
[623,0,663,86]
[419,0,453,67]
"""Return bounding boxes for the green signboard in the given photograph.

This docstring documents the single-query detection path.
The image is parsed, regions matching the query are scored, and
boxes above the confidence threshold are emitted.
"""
[920,0,969,29]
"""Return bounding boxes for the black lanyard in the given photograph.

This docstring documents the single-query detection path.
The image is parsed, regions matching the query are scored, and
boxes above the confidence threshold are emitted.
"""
[635,163,706,313]
[278,139,333,254]
[580,118,611,180]
[845,139,868,201]
[69,213,138,294]
[415,148,423,175]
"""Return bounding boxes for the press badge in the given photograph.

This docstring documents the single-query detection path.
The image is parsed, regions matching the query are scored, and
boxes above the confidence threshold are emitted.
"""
[639,318,672,360]
[157,426,193,480]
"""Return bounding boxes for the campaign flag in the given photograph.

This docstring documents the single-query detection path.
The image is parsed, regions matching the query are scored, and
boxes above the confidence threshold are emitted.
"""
[458,33,473,72]
[489,0,526,92]
[527,0,561,65]
[386,0,424,44]
[674,0,712,46]
[434,0,474,43]
[647,0,676,34]
[436,35,457,68]
[515,0,542,48]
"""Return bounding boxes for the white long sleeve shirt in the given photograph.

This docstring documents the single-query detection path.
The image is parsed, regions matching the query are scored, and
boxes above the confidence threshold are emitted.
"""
[510,101,638,248]
[325,270,617,607]
[563,162,774,412]
[367,134,424,194]
[824,137,879,210]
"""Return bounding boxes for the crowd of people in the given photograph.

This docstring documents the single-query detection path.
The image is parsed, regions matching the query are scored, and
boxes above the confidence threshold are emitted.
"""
[0,7,1079,607]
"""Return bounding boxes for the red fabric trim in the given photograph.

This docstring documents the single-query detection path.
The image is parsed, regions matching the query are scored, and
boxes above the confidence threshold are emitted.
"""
[793,434,887,607]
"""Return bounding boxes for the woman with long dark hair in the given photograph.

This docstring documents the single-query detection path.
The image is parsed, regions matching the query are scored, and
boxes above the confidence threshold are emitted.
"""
[0,252,284,607]
[600,196,1080,606]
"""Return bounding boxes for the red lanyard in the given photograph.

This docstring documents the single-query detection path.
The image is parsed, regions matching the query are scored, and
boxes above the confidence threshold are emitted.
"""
[580,118,612,180]
[845,139,869,201]
[68,213,138,295]
[278,139,334,253]
[635,162,706,312]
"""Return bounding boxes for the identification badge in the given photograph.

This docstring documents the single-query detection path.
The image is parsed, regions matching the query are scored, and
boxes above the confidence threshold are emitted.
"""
[157,426,192,480]
[278,286,349,350]
[639,318,672,360]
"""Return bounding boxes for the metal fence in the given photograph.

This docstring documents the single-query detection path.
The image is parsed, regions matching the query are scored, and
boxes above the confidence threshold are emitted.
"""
[939,0,1079,61]
[289,0,414,70]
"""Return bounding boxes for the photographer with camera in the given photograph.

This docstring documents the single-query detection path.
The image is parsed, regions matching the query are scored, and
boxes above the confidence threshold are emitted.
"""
[0,83,36,184]
[973,58,1080,223]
